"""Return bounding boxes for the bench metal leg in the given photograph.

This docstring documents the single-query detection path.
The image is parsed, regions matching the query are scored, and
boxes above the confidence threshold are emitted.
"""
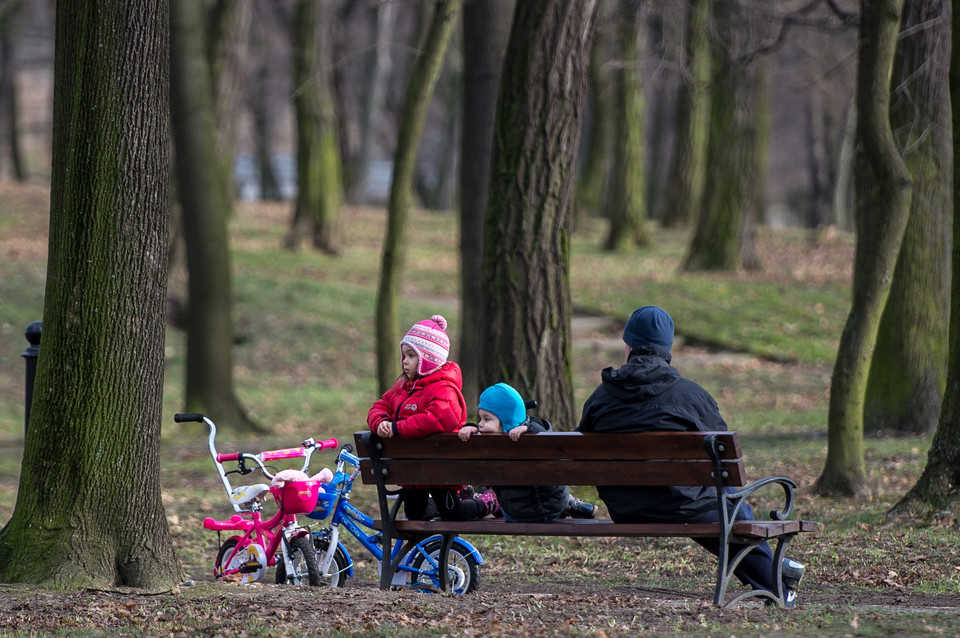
[716,534,799,608]
[436,533,456,593]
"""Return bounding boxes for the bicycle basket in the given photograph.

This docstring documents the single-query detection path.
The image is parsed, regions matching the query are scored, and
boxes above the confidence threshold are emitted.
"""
[306,485,338,520]
[270,480,321,515]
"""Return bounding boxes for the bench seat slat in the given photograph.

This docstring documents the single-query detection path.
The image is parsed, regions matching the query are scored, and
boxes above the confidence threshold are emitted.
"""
[353,430,743,461]
[358,458,747,487]
[378,518,821,539]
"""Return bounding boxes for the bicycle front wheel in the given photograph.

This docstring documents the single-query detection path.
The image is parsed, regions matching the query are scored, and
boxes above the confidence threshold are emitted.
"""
[409,539,480,594]
[275,535,322,586]
[313,535,349,587]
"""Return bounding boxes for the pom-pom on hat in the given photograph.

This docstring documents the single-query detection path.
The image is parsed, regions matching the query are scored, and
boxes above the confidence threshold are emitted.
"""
[478,383,527,433]
[622,306,674,353]
[400,314,451,376]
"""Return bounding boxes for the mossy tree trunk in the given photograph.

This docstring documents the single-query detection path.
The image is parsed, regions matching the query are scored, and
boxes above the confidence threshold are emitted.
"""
[659,0,710,229]
[864,0,950,436]
[375,0,462,393]
[480,0,599,429]
[459,0,514,407]
[682,0,764,272]
[603,0,647,251]
[888,0,958,519]
[0,0,182,588]
[817,0,912,498]
[287,0,343,255]
[170,0,258,432]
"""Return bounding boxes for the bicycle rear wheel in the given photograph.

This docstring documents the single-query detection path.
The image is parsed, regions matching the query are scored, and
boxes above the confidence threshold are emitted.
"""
[409,539,480,594]
[275,535,322,586]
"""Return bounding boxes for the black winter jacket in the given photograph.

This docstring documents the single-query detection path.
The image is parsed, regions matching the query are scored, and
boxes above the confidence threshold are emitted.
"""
[493,421,570,522]
[576,347,727,523]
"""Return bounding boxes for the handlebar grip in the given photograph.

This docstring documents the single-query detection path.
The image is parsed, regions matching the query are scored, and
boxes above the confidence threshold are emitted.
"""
[174,412,205,423]
[317,438,338,450]
[217,452,240,462]
[523,399,538,410]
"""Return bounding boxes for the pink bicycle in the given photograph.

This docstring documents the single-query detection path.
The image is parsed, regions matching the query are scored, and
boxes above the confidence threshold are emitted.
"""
[175,412,338,586]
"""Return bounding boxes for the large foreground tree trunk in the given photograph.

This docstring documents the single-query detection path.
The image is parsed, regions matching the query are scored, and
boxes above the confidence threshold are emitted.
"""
[888,0,959,519]
[375,0,462,393]
[0,0,182,589]
[864,0,951,436]
[818,0,912,498]
[480,0,599,429]
[458,0,514,406]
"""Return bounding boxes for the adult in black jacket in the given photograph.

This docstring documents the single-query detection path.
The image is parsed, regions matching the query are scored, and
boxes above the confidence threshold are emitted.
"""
[577,306,804,602]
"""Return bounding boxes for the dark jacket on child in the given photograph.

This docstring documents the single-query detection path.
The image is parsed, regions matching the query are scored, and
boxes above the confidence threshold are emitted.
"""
[576,345,727,523]
[493,421,570,523]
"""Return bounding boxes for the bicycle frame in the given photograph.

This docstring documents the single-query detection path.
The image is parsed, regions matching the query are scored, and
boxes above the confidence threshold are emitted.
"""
[309,446,483,593]
[174,412,338,584]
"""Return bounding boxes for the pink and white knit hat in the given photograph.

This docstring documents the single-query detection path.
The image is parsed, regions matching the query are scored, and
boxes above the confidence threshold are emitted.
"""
[400,314,451,376]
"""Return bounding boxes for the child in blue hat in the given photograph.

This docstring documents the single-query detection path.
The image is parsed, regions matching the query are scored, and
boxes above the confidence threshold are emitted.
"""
[458,383,596,522]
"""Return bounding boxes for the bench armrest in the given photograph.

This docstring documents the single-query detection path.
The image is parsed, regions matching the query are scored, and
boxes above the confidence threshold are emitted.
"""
[723,476,797,521]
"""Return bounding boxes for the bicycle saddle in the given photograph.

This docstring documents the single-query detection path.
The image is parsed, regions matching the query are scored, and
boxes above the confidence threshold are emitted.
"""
[230,484,270,509]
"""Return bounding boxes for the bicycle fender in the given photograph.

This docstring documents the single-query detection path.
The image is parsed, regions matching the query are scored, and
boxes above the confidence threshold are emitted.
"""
[337,541,355,578]
[415,535,484,565]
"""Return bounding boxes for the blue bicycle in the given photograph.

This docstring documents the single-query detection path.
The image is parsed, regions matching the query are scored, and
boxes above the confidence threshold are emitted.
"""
[305,445,483,594]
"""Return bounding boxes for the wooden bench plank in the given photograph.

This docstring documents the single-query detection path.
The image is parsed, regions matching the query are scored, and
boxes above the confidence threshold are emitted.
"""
[358,458,747,487]
[353,430,743,461]
[379,518,821,539]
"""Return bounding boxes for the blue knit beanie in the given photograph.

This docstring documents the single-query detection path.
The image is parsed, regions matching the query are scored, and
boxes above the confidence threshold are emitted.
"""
[478,383,527,433]
[622,306,674,352]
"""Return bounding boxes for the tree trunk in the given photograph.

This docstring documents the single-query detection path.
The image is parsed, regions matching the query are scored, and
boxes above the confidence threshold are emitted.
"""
[170,0,259,432]
[206,0,250,207]
[0,0,25,181]
[603,0,647,251]
[574,9,613,226]
[287,0,343,255]
[459,0,514,407]
[0,0,182,588]
[864,0,950,436]
[817,0,912,498]
[659,0,710,229]
[889,0,959,518]
[348,0,396,204]
[480,0,599,429]
[682,0,763,272]
[375,0,462,393]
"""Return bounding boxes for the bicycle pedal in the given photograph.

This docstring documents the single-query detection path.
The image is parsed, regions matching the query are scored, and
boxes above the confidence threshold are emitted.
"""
[239,561,263,574]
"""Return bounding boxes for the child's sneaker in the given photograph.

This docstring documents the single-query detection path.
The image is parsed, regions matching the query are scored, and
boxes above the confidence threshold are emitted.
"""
[474,489,501,518]
[783,589,798,608]
[781,558,805,591]
[564,496,597,519]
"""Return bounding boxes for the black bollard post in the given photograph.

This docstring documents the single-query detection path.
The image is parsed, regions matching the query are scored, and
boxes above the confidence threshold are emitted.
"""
[22,321,41,437]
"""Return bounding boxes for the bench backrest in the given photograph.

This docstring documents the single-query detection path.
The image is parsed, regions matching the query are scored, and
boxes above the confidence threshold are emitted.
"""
[353,431,746,488]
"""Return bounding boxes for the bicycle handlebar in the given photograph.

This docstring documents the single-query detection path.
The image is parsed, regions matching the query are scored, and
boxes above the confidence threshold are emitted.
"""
[215,438,339,465]
[174,412,204,423]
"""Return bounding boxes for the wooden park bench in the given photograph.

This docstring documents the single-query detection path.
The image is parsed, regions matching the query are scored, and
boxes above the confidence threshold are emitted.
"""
[353,430,820,607]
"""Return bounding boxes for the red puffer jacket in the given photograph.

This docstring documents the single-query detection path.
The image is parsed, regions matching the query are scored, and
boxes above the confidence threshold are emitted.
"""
[366,362,467,438]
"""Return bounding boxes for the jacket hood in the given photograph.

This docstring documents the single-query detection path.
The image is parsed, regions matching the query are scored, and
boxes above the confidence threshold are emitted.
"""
[407,360,463,390]
[600,353,682,402]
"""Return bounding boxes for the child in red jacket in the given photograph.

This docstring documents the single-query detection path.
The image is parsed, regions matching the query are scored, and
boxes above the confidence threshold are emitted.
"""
[367,315,493,521]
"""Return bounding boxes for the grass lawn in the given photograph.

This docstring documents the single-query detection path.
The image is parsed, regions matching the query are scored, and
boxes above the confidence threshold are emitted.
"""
[0,183,957,637]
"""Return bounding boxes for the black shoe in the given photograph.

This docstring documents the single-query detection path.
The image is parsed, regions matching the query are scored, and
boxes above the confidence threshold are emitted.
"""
[565,496,596,519]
